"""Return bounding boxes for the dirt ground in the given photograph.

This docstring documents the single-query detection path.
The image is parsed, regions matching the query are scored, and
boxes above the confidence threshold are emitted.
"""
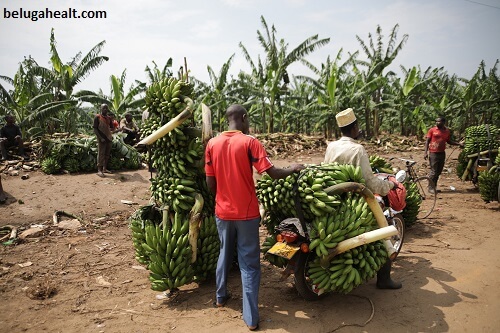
[0,145,499,333]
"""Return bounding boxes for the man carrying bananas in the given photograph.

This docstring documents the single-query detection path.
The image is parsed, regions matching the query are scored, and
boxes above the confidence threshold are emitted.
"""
[324,108,402,289]
[205,104,304,331]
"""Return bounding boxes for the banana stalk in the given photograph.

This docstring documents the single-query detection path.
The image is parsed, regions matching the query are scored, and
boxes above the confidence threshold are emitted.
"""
[324,182,397,260]
[320,226,398,267]
[137,97,194,146]
[161,204,169,227]
[188,193,204,263]
[201,103,213,145]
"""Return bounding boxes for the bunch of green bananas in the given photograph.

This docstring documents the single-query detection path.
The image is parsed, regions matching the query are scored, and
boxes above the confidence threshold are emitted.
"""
[41,156,61,174]
[308,193,377,258]
[306,241,388,294]
[124,152,141,170]
[192,215,220,280]
[478,169,500,202]
[144,77,194,119]
[107,155,124,170]
[369,155,393,174]
[40,135,141,174]
[129,204,159,265]
[257,163,385,294]
[131,76,219,292]
[456,150,469,180]
[457,125,500,178]
[401,182,421,226]
[62,157,80,173]
[257,163,365,223]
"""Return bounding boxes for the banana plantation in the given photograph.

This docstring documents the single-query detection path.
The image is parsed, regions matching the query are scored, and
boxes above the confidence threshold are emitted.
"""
[1,18,499,141]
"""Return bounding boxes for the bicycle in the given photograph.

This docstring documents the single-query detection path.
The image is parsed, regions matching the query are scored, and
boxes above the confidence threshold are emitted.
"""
[391,158,437,219]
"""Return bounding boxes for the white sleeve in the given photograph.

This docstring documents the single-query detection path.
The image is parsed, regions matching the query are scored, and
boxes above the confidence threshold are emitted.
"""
[357,146,391,196]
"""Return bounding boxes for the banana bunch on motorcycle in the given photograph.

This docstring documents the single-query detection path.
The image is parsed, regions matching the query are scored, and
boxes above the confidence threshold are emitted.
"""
[257,162,404,298]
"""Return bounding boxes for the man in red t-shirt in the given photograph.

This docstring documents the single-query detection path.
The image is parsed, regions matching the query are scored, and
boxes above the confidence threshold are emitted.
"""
[424,116,463,193]
[205,104,304,331]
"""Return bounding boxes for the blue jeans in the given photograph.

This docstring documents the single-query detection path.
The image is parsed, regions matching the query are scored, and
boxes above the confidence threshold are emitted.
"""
[215,217,261,327]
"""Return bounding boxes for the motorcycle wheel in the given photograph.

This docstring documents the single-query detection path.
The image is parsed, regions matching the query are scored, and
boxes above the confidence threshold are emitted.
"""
[389,213,405,260]
[293,252,328,301]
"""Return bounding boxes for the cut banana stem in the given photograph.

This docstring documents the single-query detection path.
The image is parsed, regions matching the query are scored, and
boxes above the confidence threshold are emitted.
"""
[161,205,169,227]
[320,226,398,268]
[188,193,204,263]
[466,148,498,158]
[137,97,194,146]
[201,103,213,145]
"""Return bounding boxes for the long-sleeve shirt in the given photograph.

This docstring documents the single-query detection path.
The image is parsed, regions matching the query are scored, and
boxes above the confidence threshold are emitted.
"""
[1,123,22,141]
[324,137,391,196]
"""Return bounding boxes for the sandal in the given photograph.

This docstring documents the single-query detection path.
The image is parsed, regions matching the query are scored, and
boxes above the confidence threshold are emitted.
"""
[97,172,105,178]
[212,294,231,308]
[247,324,259,331]
[103,169,113,174]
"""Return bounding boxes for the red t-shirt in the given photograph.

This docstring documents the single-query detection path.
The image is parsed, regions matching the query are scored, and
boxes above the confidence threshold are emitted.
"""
[205,131,273,220]
[426,126,451,153]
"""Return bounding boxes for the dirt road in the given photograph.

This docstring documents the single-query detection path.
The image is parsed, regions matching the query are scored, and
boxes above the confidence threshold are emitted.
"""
[0,150,499,333]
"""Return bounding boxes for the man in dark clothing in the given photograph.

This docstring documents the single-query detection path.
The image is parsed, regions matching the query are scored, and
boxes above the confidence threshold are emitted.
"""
[93,104,114,177]
[1,115,28,161]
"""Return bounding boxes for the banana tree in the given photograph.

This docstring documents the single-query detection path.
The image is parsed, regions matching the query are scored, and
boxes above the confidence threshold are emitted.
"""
[239,15,330,133]
[450,61,499,132]
[355,24,408,137]
[298,49,360,138]
[28,28,109,134]
[0,57,75,138]
[75,69,146,120]
[392,65,445,135]
[201,55,238,131]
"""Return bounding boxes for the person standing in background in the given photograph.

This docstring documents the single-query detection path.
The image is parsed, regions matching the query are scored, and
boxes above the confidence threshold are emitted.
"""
[424,116,463,193]
[93,104,114,177]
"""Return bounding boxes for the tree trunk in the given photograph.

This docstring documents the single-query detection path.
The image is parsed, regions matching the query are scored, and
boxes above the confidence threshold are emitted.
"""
[364,105,372,137]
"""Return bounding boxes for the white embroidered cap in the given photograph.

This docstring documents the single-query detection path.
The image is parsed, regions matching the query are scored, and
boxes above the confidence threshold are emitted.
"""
[336,108,356,127]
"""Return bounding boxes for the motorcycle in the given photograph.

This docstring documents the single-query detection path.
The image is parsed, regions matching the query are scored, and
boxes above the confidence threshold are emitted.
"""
[266,171,406,301]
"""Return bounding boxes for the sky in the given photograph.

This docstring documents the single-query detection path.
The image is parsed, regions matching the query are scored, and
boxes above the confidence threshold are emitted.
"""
[1,0,499,94]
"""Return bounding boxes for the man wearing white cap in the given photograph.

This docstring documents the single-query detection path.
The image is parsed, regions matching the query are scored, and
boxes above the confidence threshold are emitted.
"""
[324,108,402,289]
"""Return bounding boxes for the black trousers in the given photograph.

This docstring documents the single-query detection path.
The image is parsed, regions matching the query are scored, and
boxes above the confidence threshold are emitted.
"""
[429,152,445,189]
